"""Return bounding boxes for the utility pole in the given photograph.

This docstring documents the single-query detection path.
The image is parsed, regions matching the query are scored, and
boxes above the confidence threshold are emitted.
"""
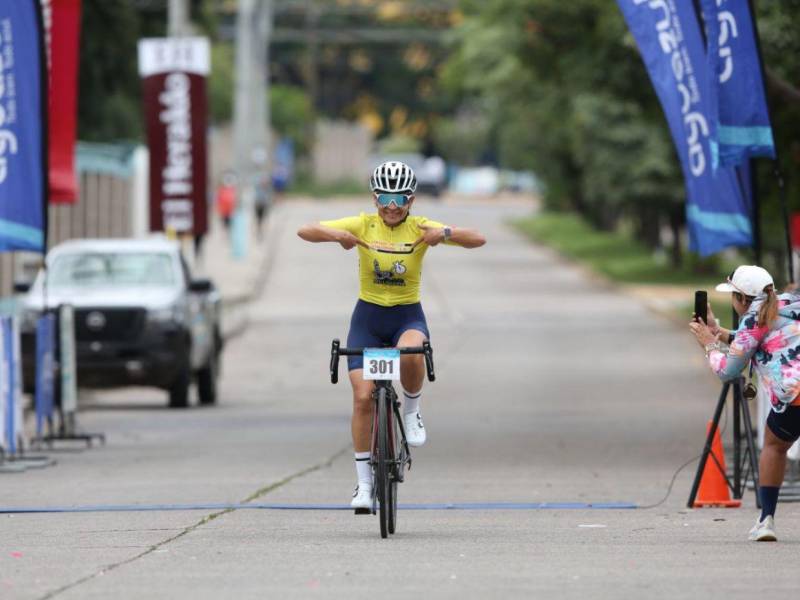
[168,0,190,37]
[305,0,320,109]
[232,0,273,259]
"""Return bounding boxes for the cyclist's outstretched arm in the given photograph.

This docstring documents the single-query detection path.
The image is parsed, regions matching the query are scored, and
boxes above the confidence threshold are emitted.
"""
[297,223,365,249]
[446,226,486,248]
[417,224,486,248]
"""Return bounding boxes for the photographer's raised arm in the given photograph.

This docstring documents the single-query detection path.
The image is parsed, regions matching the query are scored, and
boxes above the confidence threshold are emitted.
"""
[709,323,767,382]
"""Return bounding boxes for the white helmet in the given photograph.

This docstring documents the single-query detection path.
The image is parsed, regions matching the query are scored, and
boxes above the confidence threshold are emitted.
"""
[369,161,417,194]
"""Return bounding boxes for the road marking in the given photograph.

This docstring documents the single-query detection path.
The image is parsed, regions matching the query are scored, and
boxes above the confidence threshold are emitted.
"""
[0,501,636,514]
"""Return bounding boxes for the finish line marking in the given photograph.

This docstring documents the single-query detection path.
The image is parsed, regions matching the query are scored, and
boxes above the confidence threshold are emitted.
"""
[0,502,637,514]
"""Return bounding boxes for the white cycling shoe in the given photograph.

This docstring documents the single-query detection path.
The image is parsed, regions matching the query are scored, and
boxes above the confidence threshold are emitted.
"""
[350,484,372,513]
[403,411,427,447]
[749,515,777,542]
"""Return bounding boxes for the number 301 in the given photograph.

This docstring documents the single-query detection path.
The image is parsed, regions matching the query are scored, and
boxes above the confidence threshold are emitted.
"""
[369,359,393,375]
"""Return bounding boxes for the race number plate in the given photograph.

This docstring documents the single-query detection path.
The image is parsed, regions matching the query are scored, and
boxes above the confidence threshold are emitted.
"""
[363,348,401,380]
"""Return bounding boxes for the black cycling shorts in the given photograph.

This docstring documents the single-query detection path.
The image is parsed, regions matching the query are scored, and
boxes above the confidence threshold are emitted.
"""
[767,406,800,443]
[346,299,430,371]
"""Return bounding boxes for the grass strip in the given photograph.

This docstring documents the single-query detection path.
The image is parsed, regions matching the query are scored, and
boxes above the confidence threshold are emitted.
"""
[511,212,736,286]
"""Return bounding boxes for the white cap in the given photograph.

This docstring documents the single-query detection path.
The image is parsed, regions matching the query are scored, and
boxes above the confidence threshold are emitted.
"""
[715,265,774,297]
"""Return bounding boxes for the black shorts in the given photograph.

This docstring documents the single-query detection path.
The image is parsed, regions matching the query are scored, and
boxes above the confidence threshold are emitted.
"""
[767,406,800,443]
[346,300,430,371]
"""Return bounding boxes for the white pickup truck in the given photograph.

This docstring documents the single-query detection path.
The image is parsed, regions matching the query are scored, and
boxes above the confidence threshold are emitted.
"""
[18,238,223,408]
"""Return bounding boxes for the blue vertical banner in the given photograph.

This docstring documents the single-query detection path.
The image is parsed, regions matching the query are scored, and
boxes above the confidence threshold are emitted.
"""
[700,0,775,167]
[1,316,16,454]
[0,317,6,451]
[617,0,752,256]
[0,0,47,253]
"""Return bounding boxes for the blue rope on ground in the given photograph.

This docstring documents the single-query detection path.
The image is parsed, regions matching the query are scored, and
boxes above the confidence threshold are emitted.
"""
[0,501,637,514]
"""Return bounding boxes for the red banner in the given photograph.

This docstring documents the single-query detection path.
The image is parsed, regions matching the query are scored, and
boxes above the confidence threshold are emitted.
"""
[138,38,209,235]
[43,0,81,204]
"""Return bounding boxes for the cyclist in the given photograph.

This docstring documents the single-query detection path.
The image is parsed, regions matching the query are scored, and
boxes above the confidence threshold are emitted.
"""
[297,161,486,511]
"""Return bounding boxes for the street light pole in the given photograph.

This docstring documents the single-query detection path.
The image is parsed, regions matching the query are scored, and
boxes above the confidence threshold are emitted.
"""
[168,0,189,37]
[232,0,273,259]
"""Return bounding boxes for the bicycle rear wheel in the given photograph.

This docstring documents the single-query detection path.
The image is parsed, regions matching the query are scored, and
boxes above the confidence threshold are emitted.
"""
[376,387,391,539]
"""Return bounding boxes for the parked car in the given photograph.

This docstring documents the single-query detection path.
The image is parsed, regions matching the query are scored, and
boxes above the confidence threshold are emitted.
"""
[17,237,223,408]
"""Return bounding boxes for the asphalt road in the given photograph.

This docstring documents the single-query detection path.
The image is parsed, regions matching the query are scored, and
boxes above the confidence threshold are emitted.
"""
[1,197,797,600]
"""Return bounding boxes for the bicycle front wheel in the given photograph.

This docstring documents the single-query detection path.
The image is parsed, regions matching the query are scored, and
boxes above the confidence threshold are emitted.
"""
[376,387,391,539]
[387,394,399,534]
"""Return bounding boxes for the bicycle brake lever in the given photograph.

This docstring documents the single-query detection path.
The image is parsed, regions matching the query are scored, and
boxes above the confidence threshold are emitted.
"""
[330,339,340,384]
[423,341,435,382]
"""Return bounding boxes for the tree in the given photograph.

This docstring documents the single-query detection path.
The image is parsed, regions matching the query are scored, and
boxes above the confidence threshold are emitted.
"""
[77,0,156,141]
[440,0,800,267]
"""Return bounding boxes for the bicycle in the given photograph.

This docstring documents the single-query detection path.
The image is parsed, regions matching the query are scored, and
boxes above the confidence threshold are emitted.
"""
[330,338,435,538]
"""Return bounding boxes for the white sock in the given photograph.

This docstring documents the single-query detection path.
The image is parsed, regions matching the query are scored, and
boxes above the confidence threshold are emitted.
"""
[355,452,371,488]
[403,389,422,415]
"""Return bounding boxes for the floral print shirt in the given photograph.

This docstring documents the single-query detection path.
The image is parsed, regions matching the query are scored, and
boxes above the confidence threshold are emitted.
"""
[708,293,800,413]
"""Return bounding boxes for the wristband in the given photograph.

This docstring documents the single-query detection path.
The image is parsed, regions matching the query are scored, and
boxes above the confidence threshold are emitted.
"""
[704,341,721,358]
[443,226,452,241]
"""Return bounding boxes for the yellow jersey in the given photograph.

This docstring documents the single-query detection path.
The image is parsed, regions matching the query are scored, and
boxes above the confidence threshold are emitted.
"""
[320,212,449,307]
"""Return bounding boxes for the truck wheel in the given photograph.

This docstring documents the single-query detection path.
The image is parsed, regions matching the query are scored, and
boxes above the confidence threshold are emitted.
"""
[168,365,190,408]
[197,353,218,406]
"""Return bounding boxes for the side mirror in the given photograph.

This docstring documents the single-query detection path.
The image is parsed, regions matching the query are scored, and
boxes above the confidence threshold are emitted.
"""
[189,278,213,293]
[13,281,31,294]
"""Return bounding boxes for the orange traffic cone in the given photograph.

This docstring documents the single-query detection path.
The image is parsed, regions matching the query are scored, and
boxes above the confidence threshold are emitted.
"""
[693,421,741,508]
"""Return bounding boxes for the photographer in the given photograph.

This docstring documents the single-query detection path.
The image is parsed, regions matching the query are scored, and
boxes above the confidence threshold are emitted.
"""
[689,265,800,542]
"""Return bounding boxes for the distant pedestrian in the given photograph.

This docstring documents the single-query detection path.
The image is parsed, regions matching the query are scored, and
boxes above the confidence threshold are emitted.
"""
[216,173,237,232]
[690,265,800,542]
[254,178,271,241]
[193,232,205,262]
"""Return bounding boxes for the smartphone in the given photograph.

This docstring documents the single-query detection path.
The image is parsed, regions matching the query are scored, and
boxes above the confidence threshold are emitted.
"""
[694,290,708,324]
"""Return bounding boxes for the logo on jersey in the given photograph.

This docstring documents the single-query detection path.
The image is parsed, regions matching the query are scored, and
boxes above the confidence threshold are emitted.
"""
[373,259,406,286]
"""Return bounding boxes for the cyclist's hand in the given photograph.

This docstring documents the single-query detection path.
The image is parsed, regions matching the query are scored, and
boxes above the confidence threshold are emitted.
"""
[336,231,363,250]
[417,224,445,247]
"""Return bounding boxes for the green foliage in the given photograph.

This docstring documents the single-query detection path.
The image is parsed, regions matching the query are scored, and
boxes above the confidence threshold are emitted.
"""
[78,0,218,140]
[270,85,315,156]
[432,111,490,166]
[286,171,364,198]
[443,0,674,223]
[209,44,235,124]
[377,134,422,154]
[77,0,156,141]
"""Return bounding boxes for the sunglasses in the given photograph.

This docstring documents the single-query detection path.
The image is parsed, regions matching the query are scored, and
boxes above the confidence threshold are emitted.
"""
[375,193,412,208]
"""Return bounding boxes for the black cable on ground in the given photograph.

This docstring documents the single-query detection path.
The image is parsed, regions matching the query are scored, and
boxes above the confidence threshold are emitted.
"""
[638,455,701,509]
